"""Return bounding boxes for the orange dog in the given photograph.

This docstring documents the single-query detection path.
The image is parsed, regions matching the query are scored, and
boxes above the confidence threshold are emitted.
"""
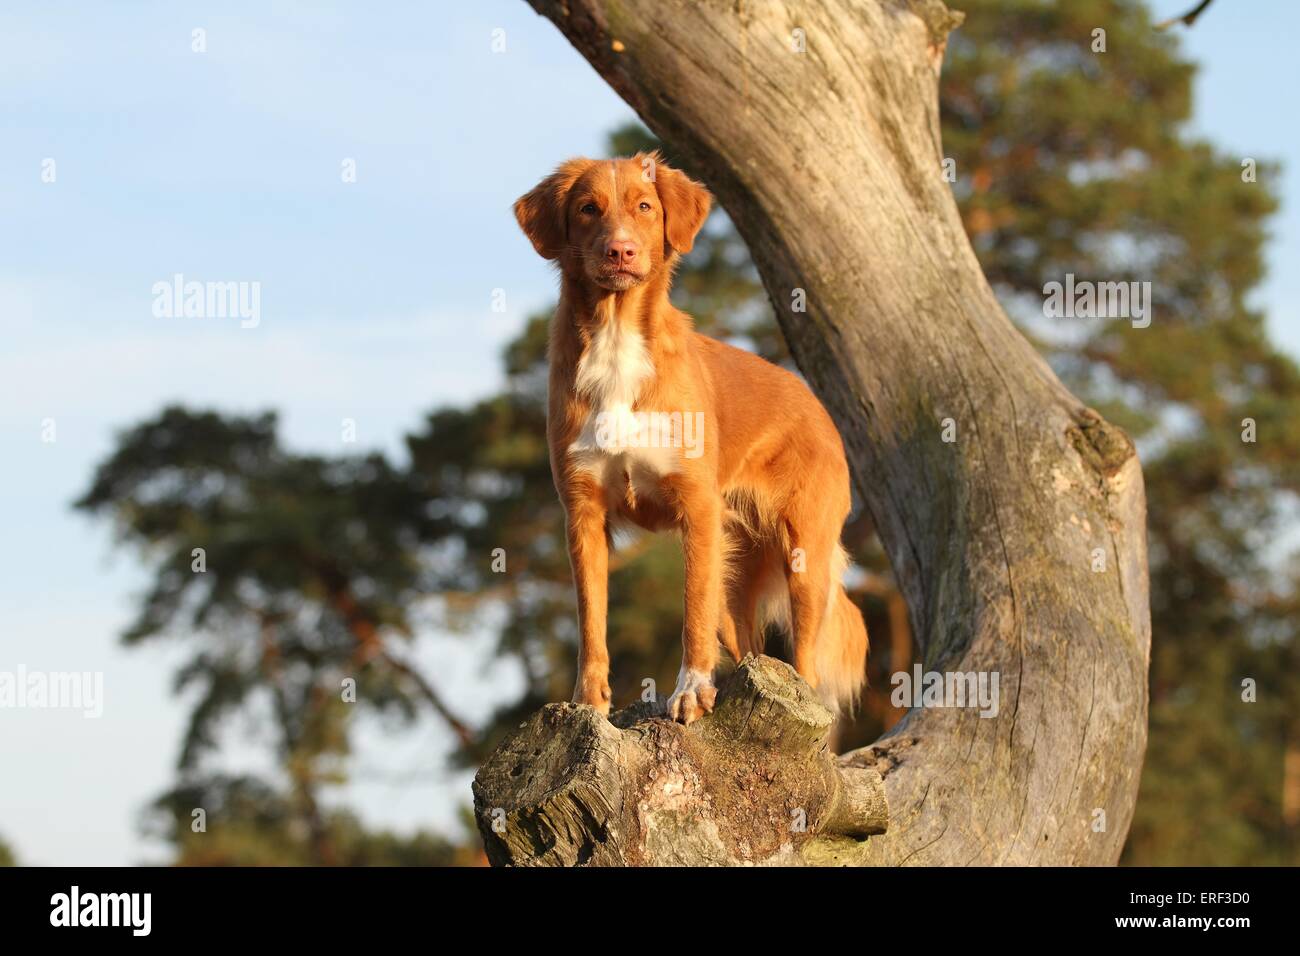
[515,153,868,724]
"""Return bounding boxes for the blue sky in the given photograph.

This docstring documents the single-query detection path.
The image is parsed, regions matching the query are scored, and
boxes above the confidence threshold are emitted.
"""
[1,1,1297,865]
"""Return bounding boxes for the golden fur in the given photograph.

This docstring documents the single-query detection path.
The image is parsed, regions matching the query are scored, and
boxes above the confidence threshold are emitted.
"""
[514,152,868,723]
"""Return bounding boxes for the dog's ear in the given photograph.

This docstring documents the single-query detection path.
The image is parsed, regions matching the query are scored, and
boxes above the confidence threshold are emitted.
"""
[514,158,592,260]
[652,158,712,255]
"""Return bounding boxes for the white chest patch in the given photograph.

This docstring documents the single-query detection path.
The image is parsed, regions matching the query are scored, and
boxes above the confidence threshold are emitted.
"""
[574,313,654,411]
[568,314,679,480]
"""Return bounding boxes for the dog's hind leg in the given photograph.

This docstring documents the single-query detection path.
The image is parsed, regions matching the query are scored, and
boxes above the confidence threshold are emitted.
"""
[784,535,833,694]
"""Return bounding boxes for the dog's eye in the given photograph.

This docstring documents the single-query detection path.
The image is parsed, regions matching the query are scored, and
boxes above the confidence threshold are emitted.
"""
[580,203,599,215]
[639,201,652,212]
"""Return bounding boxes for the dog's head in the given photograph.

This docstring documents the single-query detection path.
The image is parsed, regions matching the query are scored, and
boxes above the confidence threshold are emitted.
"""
[514,152,711,292]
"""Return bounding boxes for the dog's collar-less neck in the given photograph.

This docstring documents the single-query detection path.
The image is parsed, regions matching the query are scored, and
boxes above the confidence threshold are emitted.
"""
[561,267,674,335]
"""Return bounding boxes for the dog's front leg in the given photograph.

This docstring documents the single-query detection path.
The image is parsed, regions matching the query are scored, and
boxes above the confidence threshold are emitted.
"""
[667,489,723,724]
[564,480,612,715]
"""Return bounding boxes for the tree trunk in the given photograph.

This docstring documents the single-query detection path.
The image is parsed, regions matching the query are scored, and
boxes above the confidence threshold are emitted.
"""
[504,0,1151,865]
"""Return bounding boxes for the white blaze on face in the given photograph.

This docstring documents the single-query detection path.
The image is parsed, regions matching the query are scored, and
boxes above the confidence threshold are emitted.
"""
[607,160,633,245]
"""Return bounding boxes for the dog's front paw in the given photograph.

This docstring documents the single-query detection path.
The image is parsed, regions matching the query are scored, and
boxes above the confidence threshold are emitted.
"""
[573,670,612,716]
[665,667,717,725]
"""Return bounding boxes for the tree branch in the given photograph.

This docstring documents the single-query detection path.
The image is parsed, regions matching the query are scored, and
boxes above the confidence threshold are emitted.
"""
[1155,0,1217,30]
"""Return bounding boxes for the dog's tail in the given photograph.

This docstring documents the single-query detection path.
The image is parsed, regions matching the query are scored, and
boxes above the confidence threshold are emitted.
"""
[814,545,870,713]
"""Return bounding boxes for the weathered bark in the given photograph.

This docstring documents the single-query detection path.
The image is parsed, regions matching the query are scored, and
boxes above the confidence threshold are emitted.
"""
[473,656,887,865]
[503,0,1151,865]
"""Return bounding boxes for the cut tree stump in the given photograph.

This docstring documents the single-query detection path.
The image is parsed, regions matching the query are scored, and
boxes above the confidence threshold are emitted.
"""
[472,655,888,866]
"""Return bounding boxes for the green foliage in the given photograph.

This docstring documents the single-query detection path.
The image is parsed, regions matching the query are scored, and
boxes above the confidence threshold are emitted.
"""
[75,407,480,863]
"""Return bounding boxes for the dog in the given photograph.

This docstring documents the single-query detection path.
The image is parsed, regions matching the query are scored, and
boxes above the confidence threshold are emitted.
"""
[514,152,868,724]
